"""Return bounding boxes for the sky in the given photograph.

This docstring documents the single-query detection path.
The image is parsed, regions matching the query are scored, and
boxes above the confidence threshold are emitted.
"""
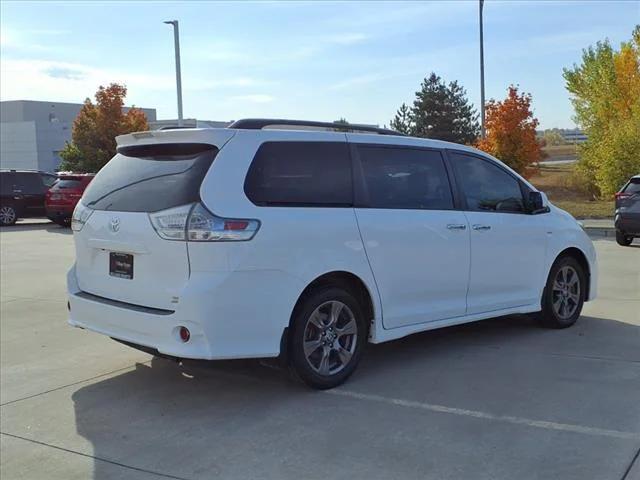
[1,1,638,129]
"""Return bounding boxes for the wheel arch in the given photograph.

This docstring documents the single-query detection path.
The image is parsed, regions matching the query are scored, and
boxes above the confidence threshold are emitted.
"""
[280,271,377,359]
[552,247,591,301]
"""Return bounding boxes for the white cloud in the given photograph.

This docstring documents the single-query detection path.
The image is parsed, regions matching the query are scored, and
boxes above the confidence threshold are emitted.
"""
[322,32,369,46]
[0,58,176,103]
[0,57,267,104]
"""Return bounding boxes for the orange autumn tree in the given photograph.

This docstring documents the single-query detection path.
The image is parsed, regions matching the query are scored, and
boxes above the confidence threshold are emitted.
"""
[476,86,543,177]
[59,83,149,173]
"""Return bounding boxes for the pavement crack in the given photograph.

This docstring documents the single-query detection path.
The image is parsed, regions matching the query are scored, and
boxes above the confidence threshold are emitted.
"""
[0,361,152,407]
[621,445,640,480]
[0,432,193,480]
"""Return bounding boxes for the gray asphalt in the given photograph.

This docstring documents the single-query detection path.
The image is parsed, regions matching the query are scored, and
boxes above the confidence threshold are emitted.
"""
[1,223,639,480]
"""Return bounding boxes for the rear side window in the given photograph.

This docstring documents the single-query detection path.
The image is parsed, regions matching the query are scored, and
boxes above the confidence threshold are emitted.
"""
[450,152,525,213]
[356,146,453,210]
[82,143,218,212]
[14,173,46,194]
[244,142,352,206]
[0,173,15,195]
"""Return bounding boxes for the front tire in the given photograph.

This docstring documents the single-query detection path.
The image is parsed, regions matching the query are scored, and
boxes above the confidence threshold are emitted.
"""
[289,287,367,389]
[0,205,18,226]
[538,256,586,328]
[616,231,633,246]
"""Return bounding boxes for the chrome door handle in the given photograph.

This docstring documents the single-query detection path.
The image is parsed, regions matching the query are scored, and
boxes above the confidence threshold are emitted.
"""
[447,224,467,230]
[472,224,491,231]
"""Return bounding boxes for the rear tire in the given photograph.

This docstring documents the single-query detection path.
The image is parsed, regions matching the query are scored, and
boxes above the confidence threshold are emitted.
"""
[538,256,586,329]
[53,217,71,227]
[289,286,367,389]
[616,231,633,246]
[0,205,18,226]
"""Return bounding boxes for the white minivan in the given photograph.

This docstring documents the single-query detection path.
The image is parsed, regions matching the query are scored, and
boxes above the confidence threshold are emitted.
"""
[68,119,597,389]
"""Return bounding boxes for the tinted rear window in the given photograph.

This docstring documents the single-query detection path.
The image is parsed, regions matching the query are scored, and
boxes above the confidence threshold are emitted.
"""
[624,179,640,194]
[82,143,218,212]
[244,141,352,206]
[14,173,46,194]
[0,173,14,195]
[357,146,453,210]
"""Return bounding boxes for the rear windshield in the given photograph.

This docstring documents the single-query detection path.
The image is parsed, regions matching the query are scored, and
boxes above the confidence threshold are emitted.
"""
[82,143,218,212]
[52,179,83,190]
[624,179,640,194]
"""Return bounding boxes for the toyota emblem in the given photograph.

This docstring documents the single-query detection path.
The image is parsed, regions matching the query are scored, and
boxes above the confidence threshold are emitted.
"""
[109,217,121,233]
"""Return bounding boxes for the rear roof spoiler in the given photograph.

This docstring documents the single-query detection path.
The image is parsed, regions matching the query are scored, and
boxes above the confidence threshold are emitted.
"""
[116,128,236,150]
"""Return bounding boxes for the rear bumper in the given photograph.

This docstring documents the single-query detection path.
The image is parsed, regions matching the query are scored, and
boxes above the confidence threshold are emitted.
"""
[615,212,640,236]
[67,265,303,360]
[46,206,74,221]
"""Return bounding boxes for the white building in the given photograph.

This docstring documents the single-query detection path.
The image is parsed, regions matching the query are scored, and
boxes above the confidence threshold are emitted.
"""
[0,100,156,172]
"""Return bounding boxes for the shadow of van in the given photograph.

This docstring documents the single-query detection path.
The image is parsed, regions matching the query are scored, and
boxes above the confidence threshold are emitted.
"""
[71,314,640,479]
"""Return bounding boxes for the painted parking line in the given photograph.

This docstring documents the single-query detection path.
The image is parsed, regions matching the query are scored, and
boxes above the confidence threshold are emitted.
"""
[325,388,640,441]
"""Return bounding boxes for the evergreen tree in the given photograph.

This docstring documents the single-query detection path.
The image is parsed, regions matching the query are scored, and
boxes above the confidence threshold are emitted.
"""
[390,103,413,134]
[410,73,479,144]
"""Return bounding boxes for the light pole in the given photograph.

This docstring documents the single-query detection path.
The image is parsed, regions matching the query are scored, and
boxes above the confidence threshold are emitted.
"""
[479,0,486,139]
[164,20,183,127]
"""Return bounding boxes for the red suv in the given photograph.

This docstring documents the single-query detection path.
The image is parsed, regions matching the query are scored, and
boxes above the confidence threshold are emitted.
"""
[45,173,95,226]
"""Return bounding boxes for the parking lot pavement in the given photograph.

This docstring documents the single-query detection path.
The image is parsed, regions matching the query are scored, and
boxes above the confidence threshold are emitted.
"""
[1,226,638,480]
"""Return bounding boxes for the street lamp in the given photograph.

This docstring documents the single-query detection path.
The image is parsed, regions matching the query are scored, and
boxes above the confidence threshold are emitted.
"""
[479,0,486,139]
[164,20,183,127]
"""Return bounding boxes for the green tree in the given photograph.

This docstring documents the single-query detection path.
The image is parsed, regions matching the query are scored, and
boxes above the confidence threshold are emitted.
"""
[563,26,640,197]
[410,73,479,144]
[390,103,413,134]
[59,83,149,173]
[543,129,567,146]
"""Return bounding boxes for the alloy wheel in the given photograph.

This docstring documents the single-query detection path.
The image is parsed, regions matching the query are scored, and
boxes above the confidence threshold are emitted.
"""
[303,300,358,376]
[551,265,581,319]
[0,206,16,225]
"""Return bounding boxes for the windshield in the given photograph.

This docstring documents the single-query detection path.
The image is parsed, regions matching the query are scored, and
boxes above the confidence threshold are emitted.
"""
[82,143,218,212]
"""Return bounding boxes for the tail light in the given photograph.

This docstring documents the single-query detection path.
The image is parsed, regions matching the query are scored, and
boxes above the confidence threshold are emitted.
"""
[615,192,632,200]
[71,202,94,232]
[149,203,260,242]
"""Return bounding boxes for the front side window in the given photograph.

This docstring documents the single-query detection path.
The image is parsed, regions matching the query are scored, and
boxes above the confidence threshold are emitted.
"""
[244,141,352,206]
[357,146,453,210]
[450,152,525,213]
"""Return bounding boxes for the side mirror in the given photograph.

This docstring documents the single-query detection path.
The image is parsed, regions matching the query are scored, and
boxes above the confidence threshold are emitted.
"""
[528,191,548,214]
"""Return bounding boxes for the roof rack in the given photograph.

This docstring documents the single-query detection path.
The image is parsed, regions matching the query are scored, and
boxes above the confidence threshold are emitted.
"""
[227,118,405,136]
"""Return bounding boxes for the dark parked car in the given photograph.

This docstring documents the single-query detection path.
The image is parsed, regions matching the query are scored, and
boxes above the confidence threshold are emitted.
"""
[45,173,95,226]
[614,174,640,246]
[0,170,58,226]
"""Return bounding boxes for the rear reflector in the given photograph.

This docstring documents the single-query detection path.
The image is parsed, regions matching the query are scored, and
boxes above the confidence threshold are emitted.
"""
[179,326,190,342]
[224,220,249,231]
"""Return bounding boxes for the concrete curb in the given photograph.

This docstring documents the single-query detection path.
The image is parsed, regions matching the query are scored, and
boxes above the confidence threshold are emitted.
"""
[583,226,616,237]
